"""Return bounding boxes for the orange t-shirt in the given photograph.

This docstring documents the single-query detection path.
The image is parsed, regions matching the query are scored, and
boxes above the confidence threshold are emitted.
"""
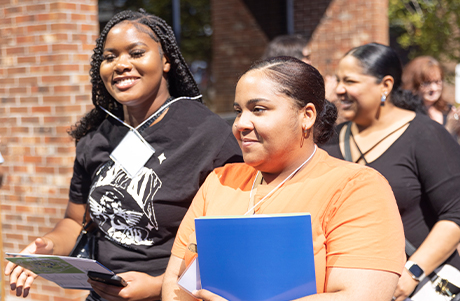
[171,148,405,293]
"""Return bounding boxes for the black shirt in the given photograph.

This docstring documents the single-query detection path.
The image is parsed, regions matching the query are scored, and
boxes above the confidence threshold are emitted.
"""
[69,99,242,275]
[321,114,460,268]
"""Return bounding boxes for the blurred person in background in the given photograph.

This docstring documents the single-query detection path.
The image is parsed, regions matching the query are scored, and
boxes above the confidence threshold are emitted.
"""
[321,42,460,301]
[402,56,460,142]
[261,34,342,123]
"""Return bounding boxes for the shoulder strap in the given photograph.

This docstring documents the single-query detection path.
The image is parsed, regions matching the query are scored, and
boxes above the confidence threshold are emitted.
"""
[405,239,417,257]
[344,122,353,162]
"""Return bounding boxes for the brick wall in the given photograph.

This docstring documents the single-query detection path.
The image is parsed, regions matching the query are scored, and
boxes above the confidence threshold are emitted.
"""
[211,0,389,113]
[0,1,98,301]
[210,0,269,114]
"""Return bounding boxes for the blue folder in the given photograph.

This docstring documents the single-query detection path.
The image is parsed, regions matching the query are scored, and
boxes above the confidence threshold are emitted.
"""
[195,213,316,301]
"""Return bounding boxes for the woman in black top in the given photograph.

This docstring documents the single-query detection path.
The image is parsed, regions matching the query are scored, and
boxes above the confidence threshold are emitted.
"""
[321,43,460,301]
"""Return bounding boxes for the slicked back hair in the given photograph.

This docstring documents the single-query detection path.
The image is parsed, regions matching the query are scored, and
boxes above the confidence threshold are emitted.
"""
[244,56,337,144]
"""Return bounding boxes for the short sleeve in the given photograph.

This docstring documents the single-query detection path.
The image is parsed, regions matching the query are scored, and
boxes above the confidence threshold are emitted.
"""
[325,168,406,275]
[68,138,93,204]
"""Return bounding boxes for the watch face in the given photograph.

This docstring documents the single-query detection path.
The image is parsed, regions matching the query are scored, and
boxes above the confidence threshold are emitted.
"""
[409,264,424,278]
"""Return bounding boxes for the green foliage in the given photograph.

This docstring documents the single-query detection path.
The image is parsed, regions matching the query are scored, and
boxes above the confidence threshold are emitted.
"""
[389,0,460,62]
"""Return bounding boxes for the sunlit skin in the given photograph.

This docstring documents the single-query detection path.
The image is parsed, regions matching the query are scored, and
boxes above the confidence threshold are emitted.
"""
[232,69,316,185]
[335,55,389,128]
[99,21,171,127]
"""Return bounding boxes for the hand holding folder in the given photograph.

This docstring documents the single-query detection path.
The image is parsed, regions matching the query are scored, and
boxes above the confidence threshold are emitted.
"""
[179,213,316,301]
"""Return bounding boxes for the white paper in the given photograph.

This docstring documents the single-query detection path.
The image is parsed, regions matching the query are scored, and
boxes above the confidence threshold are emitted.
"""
[177,256,201,296]
[110,130,155,178]
[6,253,114,290]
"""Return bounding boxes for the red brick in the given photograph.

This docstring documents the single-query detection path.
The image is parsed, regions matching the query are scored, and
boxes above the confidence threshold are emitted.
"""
[71,13,87,21]
[43,95,71,103]
[11,107,28,113]
[53,64,79,72]
[35,166,55,174]
[42,75,71,83]
[30,65,51,73]
[20,96,39,104]
[1,97,16,104]
[45,136,73,144]
[21,116,40,123]
[80,4,97,12]
[9,87,27,94]
[55,105,81,113]
[54,85,80,93]
[29,44,49,53]
[0,17,12,25]
[34,127,53,134]
[19,77,38,85]
[31,86,51,93]
[26,4,47,12]
[16,15,36,23]
[18,56,37,64]
[6,46,25,55]
[44,116,72,124]
[40,54,70,63]
[50,23,78,31]
[52,44,79,52]
[37,13,68,22]
[31,106,51,113]
[7,67,26,75]
[5,6,22,14]
[81,24,98,32]
[27,24,48,33]
[50,2,77,11]
[23,156,42,163]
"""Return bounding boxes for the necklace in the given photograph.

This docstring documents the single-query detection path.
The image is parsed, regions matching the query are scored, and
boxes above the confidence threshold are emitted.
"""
[245,145,317,215]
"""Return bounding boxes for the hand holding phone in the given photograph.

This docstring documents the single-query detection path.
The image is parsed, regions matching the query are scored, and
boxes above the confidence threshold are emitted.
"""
[87,271,127,287]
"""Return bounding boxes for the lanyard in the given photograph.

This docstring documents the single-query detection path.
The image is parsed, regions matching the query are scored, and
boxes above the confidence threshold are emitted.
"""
[245,145,317,215]
[99,95,202,133]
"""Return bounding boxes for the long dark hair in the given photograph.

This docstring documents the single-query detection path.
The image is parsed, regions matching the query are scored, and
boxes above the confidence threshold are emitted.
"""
[245,56,337,144]
[345,43,425,114]
[69,9,200,141]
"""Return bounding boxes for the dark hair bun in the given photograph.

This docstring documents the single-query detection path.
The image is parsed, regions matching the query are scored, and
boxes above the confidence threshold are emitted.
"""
[314,99,338,144]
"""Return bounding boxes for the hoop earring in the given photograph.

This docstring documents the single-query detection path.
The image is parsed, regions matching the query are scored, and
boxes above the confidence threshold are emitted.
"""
[380,93,387,106]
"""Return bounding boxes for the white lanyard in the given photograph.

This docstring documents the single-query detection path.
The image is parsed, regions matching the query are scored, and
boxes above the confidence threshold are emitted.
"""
[98,95,202,132]
[100,95,202,178]
[245,145,317,215]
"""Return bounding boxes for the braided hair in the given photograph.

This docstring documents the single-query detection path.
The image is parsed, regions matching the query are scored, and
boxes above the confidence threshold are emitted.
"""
[69,9,201,141]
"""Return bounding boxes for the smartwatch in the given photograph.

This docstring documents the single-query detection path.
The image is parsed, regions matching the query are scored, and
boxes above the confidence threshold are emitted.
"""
[405,261,425,282]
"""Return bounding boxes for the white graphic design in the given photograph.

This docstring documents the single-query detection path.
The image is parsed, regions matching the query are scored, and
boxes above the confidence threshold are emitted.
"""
[89,162,162,246]
[158,153,166,164]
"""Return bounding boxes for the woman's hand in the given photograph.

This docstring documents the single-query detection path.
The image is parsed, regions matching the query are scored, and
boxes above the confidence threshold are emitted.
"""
[392,269,419,301]
[5,237,55,297]
[192,289,227,301]
[88,271,163,301]
[445,107,460,138]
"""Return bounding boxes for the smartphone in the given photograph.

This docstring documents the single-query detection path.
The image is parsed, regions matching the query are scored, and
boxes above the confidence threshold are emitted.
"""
[87,271,127,287]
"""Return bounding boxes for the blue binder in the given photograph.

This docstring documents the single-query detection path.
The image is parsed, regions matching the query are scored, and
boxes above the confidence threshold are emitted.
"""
[195,213,316,301]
